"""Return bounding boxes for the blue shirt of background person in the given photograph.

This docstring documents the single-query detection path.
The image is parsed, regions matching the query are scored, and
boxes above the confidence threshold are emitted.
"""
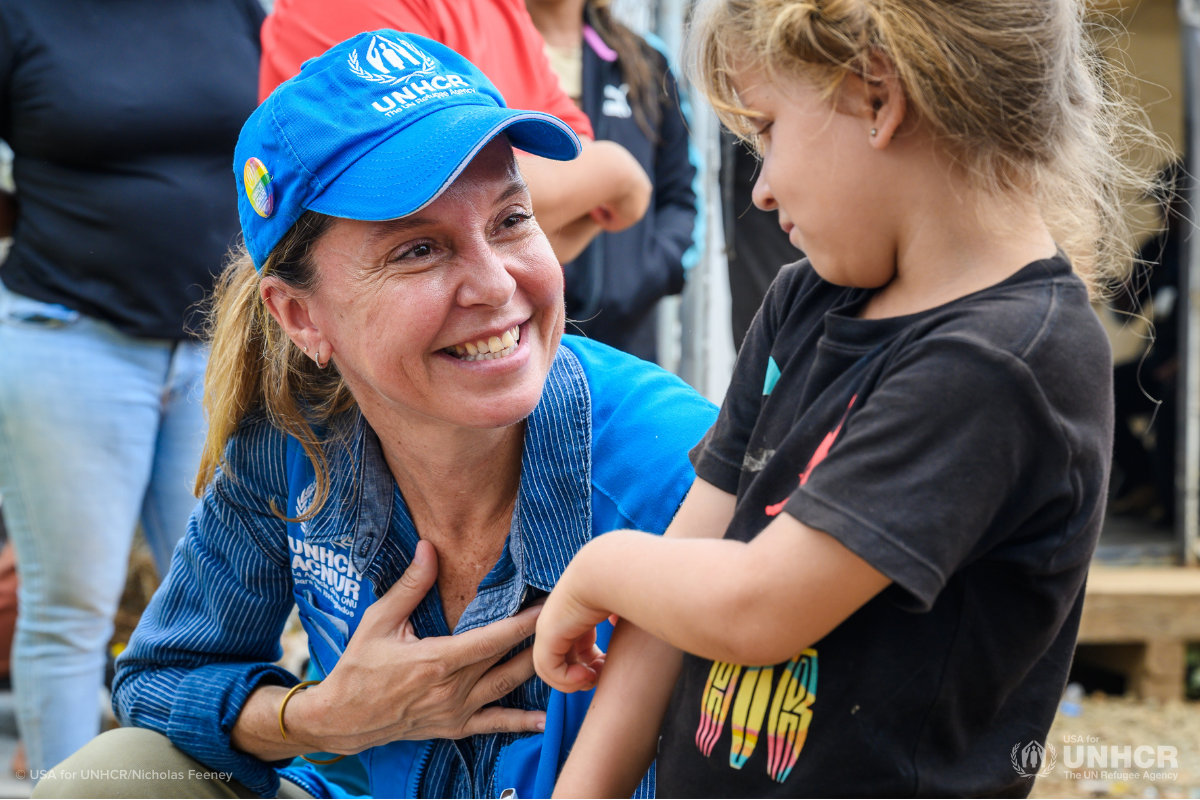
[106,30,716,799]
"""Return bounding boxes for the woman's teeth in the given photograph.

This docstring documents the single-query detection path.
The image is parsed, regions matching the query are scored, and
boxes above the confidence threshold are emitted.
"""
[445,326,520,361]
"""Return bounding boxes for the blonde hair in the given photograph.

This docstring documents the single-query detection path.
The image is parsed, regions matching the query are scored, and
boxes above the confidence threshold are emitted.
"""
[195,210,355,519]
[687,0,1164,288]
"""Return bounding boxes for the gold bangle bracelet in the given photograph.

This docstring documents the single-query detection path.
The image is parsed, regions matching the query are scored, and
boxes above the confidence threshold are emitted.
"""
[278,680,346,765]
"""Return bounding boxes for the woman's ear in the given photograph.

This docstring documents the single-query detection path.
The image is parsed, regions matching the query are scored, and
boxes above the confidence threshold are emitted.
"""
[861,52,906,150]
[261,277,323,356]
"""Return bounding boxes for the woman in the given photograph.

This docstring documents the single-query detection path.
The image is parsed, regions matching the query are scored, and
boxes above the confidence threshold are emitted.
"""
[0,0,263,775]
[526,0,700,361]
[35,31,715,799]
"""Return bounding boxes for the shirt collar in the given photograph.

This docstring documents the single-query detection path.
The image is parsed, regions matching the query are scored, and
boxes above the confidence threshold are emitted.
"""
[510,343,593,593]
[305,344,594,598]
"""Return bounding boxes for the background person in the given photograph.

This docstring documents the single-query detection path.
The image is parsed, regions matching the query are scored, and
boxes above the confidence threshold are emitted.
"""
[721,131,802,350]
[0,0,264,777]
[526,0,700,363]
[1108,160,1185,528]
[34,32,716,799]
[259,0,653,265]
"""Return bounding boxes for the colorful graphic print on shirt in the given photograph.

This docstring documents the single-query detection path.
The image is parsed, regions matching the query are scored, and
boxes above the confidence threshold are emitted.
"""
[765,395,856,516]
[695,649,818,783]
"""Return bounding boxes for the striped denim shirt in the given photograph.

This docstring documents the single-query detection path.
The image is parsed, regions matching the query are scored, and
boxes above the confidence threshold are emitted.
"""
[114,336,717,798]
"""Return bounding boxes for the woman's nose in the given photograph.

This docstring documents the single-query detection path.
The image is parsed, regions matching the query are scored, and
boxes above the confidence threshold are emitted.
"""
[751,169,777,212]
[458,247,518,308]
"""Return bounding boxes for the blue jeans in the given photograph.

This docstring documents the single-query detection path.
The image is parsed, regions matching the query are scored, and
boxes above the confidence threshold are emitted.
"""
[0,281,206,774]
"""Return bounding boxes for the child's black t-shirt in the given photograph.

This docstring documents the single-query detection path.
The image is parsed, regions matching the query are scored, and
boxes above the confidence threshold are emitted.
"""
[657,254,1112,797]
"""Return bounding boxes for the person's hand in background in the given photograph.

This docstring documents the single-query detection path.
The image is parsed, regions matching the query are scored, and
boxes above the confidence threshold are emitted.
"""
[518,139,651,262]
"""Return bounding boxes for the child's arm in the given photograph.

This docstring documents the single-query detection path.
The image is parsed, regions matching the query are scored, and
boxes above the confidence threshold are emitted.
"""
[550,478,735,798]
[552,620,681,798]
[534,508,893,692]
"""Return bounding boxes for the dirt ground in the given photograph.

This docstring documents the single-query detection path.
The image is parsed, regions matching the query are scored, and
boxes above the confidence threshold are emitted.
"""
[1030,695,1200,799]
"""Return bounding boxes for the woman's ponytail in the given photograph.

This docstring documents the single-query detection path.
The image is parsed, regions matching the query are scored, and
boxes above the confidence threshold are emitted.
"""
[196,211,353,521]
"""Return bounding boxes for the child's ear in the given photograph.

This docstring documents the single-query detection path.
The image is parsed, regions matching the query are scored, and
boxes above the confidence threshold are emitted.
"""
[862,52,906,150]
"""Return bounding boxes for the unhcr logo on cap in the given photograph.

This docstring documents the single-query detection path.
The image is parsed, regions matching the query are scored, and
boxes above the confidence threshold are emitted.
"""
[349,34,438,87]
[352,34,476,117]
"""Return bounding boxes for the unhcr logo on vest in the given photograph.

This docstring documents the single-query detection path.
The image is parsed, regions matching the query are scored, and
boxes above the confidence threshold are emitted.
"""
[1010,740,1056,778]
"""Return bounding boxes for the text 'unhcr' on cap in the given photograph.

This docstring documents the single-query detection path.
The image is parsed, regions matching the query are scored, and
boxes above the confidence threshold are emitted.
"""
[234,30,582,270]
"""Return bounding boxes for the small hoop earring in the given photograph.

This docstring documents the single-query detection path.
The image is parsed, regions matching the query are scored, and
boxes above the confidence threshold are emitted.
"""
[870,128,877,137]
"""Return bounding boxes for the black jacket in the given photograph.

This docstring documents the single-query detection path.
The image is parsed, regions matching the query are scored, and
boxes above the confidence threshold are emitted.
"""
[563,33,698,362]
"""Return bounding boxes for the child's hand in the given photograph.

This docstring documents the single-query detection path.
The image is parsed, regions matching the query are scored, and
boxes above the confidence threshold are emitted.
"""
[533,565,611,693]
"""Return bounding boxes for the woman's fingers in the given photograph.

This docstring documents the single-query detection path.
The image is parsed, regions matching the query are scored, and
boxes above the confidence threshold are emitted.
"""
[465,647,537,709]
[358,540,438,636]
[442,604,541,673]
[460,706,547,738]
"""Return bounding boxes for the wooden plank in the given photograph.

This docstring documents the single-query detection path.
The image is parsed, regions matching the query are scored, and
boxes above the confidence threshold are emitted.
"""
[1080,568,1200,640]
[1085,566,1200,595]
[1075,568,1200,700]
[1078,593,1200,640]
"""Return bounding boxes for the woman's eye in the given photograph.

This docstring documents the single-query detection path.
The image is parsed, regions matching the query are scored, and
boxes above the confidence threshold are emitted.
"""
[398,243,433,260]
[502,213,531,229]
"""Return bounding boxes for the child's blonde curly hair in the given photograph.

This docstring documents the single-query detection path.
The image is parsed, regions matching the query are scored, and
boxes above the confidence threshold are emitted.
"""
[686,0,1166,291]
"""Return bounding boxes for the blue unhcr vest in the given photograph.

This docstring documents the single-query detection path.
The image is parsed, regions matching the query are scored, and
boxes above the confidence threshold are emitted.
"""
[281,434,608,799]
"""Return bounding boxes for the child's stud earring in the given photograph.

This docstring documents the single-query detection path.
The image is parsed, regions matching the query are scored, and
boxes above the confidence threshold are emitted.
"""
[870,128,877,137]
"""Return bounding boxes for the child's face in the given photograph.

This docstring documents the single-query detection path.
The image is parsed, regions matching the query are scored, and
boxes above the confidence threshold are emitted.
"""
[737,70,902,289]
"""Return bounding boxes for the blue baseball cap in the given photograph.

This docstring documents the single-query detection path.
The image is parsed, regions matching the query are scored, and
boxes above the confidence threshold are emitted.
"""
[234,30,582,270]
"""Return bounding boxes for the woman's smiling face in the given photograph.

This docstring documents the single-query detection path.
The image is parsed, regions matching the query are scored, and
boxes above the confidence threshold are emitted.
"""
[300,137,564,430]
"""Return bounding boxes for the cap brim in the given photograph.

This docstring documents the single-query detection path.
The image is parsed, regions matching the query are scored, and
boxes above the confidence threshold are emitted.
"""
[306,105,581,221]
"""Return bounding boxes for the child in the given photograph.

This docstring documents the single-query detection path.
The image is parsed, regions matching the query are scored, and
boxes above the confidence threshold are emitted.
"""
[532,0,1156,796]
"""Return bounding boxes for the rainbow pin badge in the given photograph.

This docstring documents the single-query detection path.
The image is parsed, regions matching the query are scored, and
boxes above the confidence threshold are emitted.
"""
[244,157,274,218]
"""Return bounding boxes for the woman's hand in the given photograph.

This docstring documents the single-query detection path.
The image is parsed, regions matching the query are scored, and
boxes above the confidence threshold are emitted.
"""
[232,541,546,760]
[532,548,610,694]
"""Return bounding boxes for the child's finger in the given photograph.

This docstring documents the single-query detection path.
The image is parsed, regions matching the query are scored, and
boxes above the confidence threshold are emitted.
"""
[568,629,597,661]
[534,626,584,690]
[540,656,594,692]
[570,638,605,671]
[563,662,600,692]
[536,636,600,693]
